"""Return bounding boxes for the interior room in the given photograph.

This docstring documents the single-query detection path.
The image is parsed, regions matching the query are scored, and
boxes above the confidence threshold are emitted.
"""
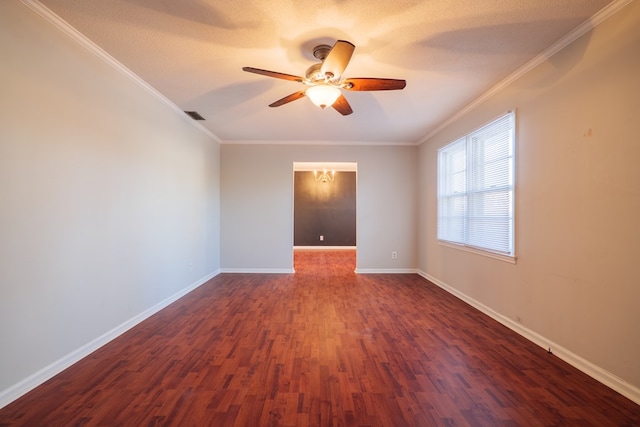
[1,0,639,424]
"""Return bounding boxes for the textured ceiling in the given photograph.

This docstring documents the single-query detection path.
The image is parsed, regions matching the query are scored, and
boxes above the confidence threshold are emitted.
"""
[36,0,613,144]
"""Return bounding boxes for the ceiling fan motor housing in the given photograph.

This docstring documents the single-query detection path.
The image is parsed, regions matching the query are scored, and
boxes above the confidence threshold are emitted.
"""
[313,44,332,61]
[305,63,325,82]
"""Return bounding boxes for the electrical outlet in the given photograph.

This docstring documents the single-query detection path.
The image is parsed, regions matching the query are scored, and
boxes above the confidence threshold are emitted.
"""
[320,235,324,241]
[391,251,397,259]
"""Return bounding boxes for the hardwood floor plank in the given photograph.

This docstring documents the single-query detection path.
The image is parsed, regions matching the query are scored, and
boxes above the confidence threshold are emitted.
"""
[1,249,639,426]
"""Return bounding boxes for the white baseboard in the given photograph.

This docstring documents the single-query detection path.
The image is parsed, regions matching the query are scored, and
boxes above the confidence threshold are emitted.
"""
[219,268,295,274]
[294,246,357,250]
[417,270,640,406]
[355,268,418,274]
[6,269,637,408]
[0,270,220,410]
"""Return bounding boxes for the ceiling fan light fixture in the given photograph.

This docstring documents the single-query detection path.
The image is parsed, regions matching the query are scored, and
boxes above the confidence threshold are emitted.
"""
[242,39,406,115]
[306,85,341,109]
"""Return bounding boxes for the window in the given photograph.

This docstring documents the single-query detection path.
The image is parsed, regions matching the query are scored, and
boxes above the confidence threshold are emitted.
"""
[437,112,515,258]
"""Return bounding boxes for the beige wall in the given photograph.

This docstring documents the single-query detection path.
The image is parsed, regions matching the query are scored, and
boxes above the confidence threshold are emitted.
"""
[0,1,220,403]
[418,1,640,396]
[221,144,418,272]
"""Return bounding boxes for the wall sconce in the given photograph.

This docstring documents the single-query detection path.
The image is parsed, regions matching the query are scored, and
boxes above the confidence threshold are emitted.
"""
[314,168,335,183]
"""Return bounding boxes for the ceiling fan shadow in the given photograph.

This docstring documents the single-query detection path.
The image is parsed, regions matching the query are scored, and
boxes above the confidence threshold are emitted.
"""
[528,29,593,89]
[119,0,260,30]
[185,80,275,118]
[368,18,584,72]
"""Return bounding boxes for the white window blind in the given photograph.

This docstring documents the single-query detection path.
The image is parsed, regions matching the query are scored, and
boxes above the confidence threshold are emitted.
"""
[437,112,515,256]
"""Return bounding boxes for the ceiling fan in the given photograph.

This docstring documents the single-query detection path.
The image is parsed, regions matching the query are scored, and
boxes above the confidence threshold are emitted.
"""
[242,40,406,116]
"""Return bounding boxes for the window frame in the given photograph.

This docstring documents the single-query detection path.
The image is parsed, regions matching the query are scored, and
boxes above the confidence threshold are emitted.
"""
[437,111,516,263]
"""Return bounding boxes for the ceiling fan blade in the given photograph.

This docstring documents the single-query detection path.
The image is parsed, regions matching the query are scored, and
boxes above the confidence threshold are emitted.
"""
[332,94,353,116]
[343,78,406,91]
[269,90,306,107]
[242,67,303,83]
[320,40,355,80]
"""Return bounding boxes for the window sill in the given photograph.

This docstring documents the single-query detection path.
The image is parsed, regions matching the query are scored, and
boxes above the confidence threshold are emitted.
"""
[438,241,517,264]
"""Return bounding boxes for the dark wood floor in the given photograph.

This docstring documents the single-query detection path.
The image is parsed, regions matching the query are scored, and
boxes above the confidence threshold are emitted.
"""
[1,250,638,426]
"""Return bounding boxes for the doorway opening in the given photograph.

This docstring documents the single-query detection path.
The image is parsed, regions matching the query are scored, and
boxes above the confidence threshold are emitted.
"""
[292,162,357,272]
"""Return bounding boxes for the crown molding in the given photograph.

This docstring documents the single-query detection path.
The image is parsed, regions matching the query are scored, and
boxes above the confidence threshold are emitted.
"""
[20,0,632,148]
[418,0,634,145]
[19,0,222,144]
[220,139,419,146]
